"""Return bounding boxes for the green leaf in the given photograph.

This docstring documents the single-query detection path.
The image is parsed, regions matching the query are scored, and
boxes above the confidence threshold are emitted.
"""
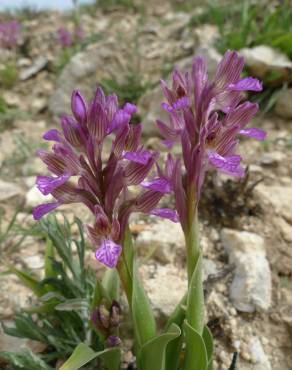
[186,253,204,334]
[183,320,208,370]
[138,324,181,370]
[102,268,120,301]
[91,279,110,310]
[7,266,45,297]
[44,238,57,279]
[59,343,120,370]
[164,293,186,370]
[203,326,214,370]
[0,349,53,370]
[55,298,89,311]
[132,259,156,348]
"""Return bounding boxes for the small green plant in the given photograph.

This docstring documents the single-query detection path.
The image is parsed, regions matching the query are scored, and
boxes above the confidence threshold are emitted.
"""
[0,62,18,89]
[97,0,136,11]
[0,207,28,259]
[0,97,23,133]
[1,215,120,370]
[189,0,292,58]
[100,72,152,106]
[0,134,47,178]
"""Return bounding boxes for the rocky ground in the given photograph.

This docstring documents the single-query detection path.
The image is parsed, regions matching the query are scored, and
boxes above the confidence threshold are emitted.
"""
[0,1,292,369]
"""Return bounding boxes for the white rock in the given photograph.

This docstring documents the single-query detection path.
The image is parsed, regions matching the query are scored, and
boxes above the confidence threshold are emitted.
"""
[248,336,271,370]
[240,45,292,85]
[25,185,53,208]
[221,229,271,312]
[136,219,184,263]
[273,217,292,243]
[255,184,292,223]
[260,151,285,166]
[275,88,292,119]
[141,264,187,321]
[0,180,22,202]
[23,255,44,269]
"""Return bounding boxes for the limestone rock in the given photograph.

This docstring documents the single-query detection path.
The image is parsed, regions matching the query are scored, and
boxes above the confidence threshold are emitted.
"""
[0,180,22,202]
[221,229,271,312]
[135,219,184,264]
[240,45,292,85]
[255,184,292,223]
[49,42,130,117]
[248,336,272,370]
[141,263,187,323]
[274,88,292,119]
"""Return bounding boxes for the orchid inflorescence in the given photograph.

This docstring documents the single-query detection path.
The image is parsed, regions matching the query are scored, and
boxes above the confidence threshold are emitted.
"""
[34,50,265,370]
[58,25,84,47]
[34,87,177,268]
[0,20,21,49]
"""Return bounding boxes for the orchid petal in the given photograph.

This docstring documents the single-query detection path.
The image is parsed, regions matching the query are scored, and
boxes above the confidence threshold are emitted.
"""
[33,202,60,220]
[95,239,122,268]
[150,208,179,222]
[208,152,245,177]
[229,77,263,92]
[36,173,71,195]
[239,127,267,141]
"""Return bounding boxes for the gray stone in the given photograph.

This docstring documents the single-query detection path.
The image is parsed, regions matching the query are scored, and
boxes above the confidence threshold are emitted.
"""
[0,180,22,202]
[273,217,292,243]
[136,219,184,264]
[221,229,271,312]
[274,88,292,119]
[260,151,285,167]
[23,255,44,269]
[141,264,187,322]
[255,184,292,224]
[49,42,129,117]
[240,45,292,85]
[19,56,48,81]
[248,336,272,370]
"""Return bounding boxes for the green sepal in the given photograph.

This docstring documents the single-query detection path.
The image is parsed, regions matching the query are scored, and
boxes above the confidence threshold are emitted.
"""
[183,320,208,370]
[203,325,214,370]
[186,253,204,334]
[138,323,181,370]
[132,259,156,348]
[59,343,120,370]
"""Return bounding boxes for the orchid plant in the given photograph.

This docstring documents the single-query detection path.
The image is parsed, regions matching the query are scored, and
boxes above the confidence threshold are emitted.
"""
[33,51,265,370]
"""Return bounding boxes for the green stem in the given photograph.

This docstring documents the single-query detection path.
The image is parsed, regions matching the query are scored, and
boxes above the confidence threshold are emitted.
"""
[185,210,200,285]
[116,228,133,308]
[184,188,204,334]
[185,187,200,285]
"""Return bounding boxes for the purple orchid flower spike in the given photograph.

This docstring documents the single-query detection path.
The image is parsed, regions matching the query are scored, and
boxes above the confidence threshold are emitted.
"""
[157,51,266,229]
[0,20,21,49]
[34,87,171,268]
[57,27,73,47]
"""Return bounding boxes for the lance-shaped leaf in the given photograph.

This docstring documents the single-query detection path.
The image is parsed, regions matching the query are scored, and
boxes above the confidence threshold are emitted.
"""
[183,320,208,370]
[138,324,181,370]
[164,293,186,370]
[59,343,120,370]
[203,325,214,370]
[132,259,156,348]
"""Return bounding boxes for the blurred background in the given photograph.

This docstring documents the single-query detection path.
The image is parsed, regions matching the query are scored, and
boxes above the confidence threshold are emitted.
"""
[0,1,292,369]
